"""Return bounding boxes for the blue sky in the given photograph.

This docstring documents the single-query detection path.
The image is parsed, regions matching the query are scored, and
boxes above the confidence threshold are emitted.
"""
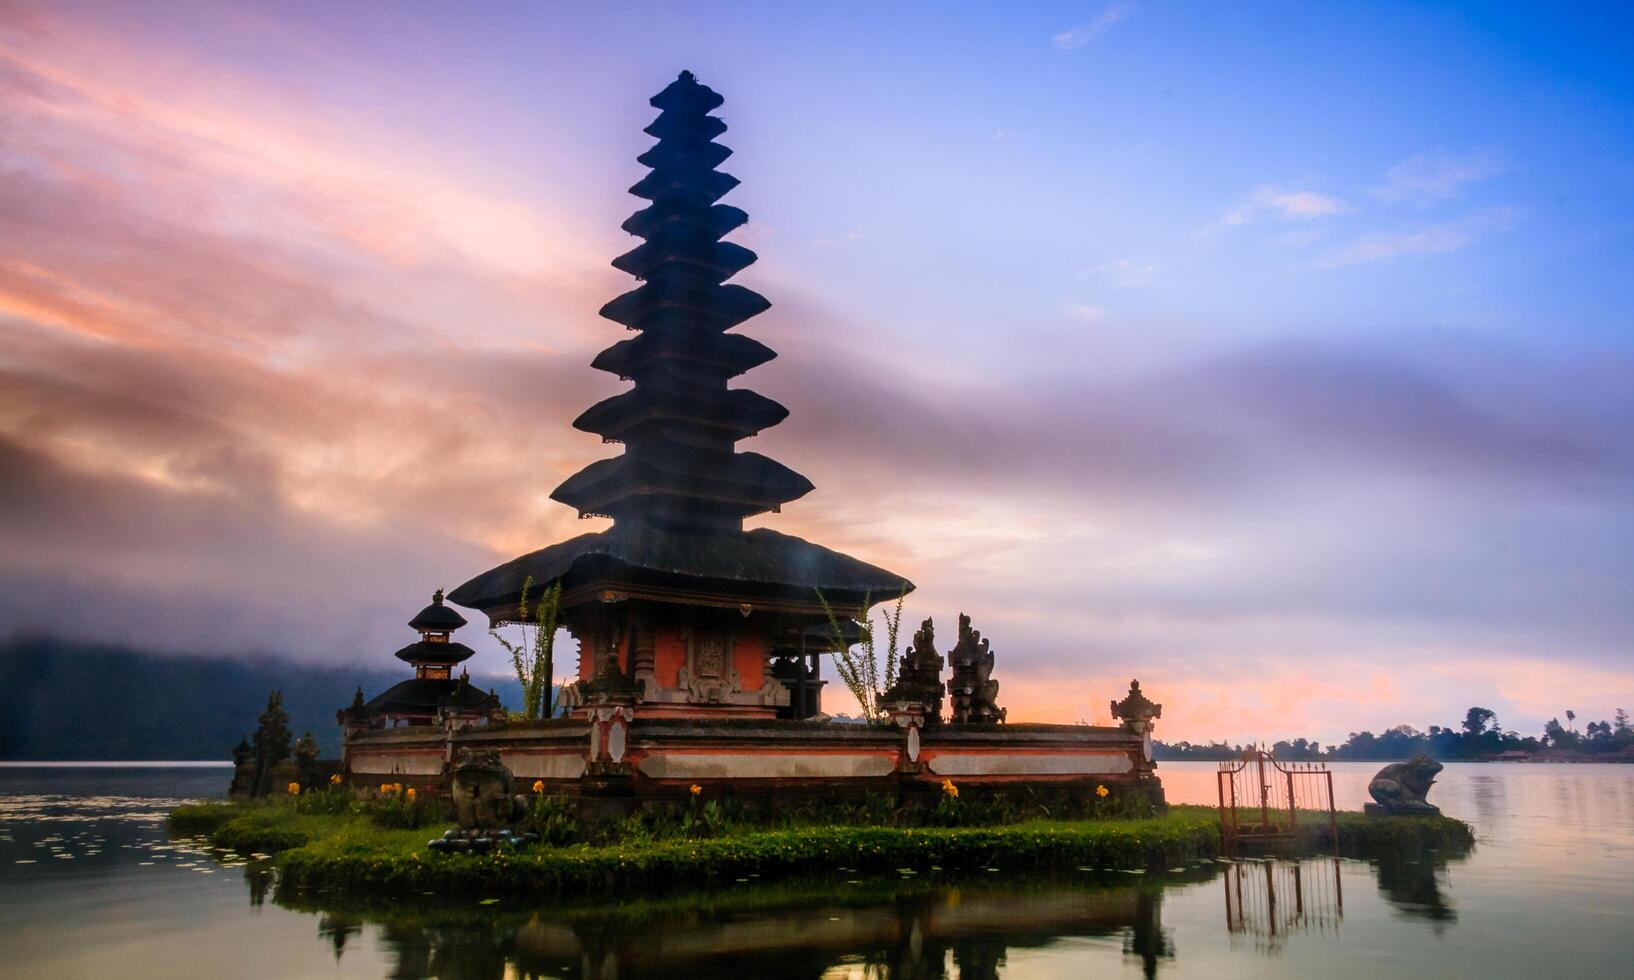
[1,1,1631,741]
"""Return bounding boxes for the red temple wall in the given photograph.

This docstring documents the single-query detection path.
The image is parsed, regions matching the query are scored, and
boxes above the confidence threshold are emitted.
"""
[654,626,686,688]
[734,629,765,689]
[575,627,633,681]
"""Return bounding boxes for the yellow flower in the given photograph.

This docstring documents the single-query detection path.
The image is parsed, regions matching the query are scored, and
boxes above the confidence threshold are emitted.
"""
[690,784,702,796]
[1096,784,1110,798]
[329,773,343,786]
[532,780,545,793]
[941,779,959,799]
[286,782,300,796]
[393,782,404,794]
[406,788,417,802]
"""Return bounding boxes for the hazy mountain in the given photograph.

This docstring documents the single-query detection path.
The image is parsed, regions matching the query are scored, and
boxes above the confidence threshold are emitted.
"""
[0,636,521,760]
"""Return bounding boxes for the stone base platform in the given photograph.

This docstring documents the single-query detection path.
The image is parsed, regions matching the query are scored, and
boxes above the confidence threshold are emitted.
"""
[342,716,1163,811]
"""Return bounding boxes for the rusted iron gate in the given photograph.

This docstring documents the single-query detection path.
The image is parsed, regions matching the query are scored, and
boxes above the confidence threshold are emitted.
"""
[1223,858,1344,951]
[1216,748,1337,855]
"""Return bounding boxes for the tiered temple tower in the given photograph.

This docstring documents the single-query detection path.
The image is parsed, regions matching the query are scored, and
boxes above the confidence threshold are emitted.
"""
[342,591,501,730]
[551,70,811,530]
[450,72,910,719]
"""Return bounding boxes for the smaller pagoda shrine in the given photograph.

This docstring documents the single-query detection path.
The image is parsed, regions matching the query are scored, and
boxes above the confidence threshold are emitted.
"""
[339,592,502,737]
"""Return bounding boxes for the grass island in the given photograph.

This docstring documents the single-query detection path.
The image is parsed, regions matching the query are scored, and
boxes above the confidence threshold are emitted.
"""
[170,793,1473,900]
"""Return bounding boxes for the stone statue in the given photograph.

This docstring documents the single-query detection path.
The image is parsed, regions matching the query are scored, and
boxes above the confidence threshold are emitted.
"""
[427,750,537,853]
[946,613,1005,724]
[449,750,524,830]
[880,616,945,725]
[1364,755,1443,816]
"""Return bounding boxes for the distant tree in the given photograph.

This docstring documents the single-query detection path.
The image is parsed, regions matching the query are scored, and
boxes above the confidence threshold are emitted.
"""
[1461,707,1497,738]
[293,731,320,784]
[1615,708,1631,736]
[250,691,292,796]
[1565,709,1576,732]
[1542,717,1579,750]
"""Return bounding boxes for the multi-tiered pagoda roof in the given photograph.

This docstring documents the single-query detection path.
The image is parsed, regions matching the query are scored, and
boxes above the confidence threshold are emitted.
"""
[551,70,812,531]
[451,71,907,624]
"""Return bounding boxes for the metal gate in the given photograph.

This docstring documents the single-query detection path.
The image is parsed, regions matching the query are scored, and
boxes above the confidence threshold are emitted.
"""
[1216,748,1336,854]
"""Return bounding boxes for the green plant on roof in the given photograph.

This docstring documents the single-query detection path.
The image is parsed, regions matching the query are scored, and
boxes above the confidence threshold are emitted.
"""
[489,575,563,720]
[817,582,908,722]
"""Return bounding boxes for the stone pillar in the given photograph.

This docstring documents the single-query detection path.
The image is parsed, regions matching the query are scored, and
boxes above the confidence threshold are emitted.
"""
[1110,679,1165,807]
[884,700,929,771]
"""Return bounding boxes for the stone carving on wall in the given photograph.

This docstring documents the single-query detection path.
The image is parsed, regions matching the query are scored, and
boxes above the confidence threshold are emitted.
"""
[947,613,1005,724]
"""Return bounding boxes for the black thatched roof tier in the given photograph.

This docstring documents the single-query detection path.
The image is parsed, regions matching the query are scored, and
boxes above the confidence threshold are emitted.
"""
[644,111,726,144]
[392,639,476,667]
[611,237,756,283]
[448,525,911,625]
[591,331,775,380]
[636,138,731,172]
[571,385,788,443]
[621,201,746,239]
[629,165,739,204]
[364,677,500,718]
[407,590,467,632]
[549,450,812,521]
[598,281,770,332]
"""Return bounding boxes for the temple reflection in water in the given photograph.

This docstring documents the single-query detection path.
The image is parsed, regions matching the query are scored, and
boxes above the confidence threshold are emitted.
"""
[275,851,1470,978]
[292,879,1176,980]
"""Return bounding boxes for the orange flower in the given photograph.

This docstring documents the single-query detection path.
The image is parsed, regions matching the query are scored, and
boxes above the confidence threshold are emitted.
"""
[1096,784,1110,798]
[406,787,417,802]
[532,780,545,793]
[689,784,702,796]
[379,783,393,795]
[941,779,959,799]
[329,773,343,786]
[286,782,300,796]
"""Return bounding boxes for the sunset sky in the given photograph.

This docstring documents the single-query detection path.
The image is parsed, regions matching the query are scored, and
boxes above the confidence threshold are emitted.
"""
[2,0,1632,744]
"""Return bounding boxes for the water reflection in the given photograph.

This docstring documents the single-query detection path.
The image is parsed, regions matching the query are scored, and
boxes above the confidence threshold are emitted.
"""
[1372,854,1456,927]
[22,763,1625,979]
[272,849,1482,978]
[1222,859,1344,953]
[278,877,1182,979]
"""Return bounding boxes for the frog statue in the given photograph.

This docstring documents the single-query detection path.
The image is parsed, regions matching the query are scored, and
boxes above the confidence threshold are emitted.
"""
[427,750,537,853]
[1364,755,1444,816]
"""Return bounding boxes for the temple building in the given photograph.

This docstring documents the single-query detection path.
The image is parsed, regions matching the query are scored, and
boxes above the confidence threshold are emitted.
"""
[340,72,1163,805]
[339,592,502,735]
[447,70,905,722]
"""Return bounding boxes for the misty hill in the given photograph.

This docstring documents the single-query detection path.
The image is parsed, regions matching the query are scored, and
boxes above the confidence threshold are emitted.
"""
[0,636,522,760]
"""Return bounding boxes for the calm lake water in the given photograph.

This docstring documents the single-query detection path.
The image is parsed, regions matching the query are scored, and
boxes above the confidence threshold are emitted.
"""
[2,761,1631,978]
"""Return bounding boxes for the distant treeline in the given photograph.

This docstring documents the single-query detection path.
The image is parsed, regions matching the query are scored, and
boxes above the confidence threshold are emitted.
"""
[1155,706,1634,761]
[0,636,521,760]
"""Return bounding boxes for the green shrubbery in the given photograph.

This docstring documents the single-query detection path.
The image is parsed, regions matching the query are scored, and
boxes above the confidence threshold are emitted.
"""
[169,792,1474,902]
[276,809,1223,899]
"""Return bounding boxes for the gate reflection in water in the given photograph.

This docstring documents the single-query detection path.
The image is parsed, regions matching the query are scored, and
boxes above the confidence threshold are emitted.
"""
[1222,858,1344,954]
